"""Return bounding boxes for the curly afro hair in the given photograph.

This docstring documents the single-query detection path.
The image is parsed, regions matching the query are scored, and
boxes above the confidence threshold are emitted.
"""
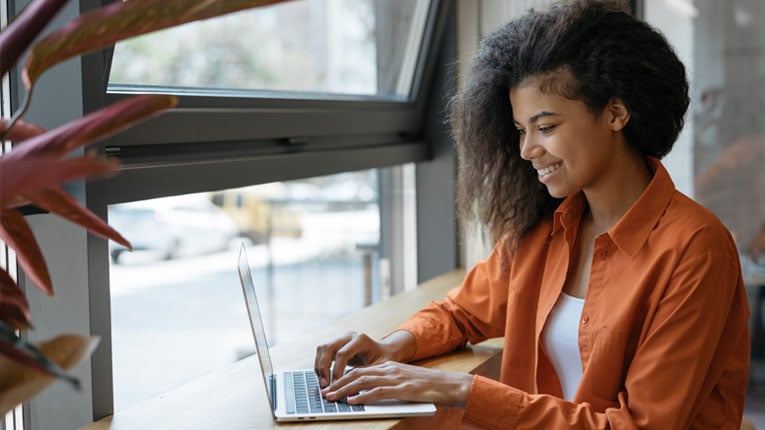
[450,0,689,250]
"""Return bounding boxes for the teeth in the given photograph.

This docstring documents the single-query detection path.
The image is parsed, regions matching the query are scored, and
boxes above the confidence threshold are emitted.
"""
[537,163,561,176]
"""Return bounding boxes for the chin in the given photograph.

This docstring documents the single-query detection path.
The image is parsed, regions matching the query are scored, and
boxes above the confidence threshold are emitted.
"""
[543,180,580,199]
[545,187,569,199]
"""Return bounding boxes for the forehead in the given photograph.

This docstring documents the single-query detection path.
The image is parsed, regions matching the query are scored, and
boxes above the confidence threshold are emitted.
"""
[508,85,573,118]
[509,83,580,123]
[509,68,586,117]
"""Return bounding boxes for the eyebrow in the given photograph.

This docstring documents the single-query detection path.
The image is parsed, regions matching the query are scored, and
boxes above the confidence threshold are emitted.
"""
[513,111,560,126]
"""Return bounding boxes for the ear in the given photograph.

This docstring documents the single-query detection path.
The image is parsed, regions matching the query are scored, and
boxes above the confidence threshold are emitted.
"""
[606,98,630,131]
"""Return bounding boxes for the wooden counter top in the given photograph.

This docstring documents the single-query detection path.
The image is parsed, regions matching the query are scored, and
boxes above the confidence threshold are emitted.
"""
[81,269,504,429]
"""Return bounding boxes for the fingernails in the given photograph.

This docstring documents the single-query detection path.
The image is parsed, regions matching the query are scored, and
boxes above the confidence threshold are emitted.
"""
[320,377,327,387]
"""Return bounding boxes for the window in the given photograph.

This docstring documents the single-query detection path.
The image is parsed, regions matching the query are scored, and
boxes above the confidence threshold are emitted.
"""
[109,0,430,100]
[90,0,450,417]
[108,169,396,411]
[97,0,448,203]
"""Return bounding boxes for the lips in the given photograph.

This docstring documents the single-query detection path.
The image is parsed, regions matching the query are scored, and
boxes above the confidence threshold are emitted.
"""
[535,162,561,176]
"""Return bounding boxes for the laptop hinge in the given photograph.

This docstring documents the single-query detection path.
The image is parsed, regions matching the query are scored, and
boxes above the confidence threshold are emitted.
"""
[270,374,277,411]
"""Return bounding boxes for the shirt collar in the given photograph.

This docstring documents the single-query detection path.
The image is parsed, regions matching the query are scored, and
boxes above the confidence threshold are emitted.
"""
[552,192,585,236]
[551,157,676,258]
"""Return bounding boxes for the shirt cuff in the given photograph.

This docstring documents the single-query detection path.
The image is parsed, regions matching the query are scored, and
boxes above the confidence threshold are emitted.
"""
[463,375,524,429]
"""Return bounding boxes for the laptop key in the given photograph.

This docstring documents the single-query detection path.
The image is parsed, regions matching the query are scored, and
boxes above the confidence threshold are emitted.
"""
[284,372,296,414]
[289,371,312,414]
[309,390,323,412]
[285,370,367,415]
[322,400,337,413]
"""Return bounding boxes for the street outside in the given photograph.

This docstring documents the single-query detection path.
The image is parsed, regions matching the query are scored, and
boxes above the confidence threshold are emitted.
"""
[109,210,378,412]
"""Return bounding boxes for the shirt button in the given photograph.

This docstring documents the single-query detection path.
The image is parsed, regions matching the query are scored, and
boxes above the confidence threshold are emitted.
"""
[581,316,590,324]
[597,250,607,260]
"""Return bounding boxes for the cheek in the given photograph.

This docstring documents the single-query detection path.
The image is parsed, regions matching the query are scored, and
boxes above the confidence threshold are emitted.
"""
[566,126,610,160]
[547,135,579,162]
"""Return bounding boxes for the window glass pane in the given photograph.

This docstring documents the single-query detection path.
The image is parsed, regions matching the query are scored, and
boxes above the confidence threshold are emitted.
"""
[109,169,382,411]
[646,0,765,418]
[108,0,431,99]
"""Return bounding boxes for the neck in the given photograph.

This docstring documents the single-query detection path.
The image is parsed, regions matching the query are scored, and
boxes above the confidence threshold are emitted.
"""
[584,153,652,235]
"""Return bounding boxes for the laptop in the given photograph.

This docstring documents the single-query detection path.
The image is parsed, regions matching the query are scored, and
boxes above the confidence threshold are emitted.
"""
[236,244,437,422]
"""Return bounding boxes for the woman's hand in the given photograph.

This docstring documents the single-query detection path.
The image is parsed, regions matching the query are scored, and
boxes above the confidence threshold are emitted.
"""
[321,361,474,408]
[314,331,416,388]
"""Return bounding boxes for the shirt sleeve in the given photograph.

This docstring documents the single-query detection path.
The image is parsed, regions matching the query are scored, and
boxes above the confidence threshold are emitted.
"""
[463,238,750,429]
[394,242,510,361]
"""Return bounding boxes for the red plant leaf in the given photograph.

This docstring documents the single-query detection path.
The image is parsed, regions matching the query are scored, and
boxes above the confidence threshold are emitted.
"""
[0,119,46,142]
[0,334,86,386]
[3,95,177,162]
[0,270,32,330]
[2,195,31,210]
[0,334,98,412]
[0,337,58,379]
[0,0,70,78]
[23,0,293,88]
[0,209,52,295]
[23,185,131,250]
[0,154,119,206]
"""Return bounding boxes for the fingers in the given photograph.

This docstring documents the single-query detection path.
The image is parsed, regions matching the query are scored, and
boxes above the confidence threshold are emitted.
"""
[314,332,355,387]
[331,333,369,383]
[315,331,378,388]
[321,362,475,407]
[322,369,390,403]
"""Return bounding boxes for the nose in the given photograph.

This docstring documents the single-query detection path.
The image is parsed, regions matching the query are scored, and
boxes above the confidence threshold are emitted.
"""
[519,132,541,160]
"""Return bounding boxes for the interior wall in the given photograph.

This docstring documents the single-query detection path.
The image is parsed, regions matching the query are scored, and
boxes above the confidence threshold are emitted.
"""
[645,0,695,198]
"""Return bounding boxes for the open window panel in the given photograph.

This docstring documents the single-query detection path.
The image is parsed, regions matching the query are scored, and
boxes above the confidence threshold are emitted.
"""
[108,165,417,413]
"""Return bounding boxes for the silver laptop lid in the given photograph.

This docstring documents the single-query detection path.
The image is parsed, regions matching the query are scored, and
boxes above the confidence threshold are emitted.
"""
[237,244,277,411]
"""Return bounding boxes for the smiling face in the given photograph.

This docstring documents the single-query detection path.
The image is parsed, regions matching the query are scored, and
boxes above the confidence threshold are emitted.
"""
[509,77,630,199]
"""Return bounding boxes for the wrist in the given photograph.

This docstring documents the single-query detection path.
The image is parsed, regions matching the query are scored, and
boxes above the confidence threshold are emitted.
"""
[454,373,474,409]
[380,330,417,362]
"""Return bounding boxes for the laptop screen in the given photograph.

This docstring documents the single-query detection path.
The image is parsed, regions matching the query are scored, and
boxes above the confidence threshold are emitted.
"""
[237,244,276,410]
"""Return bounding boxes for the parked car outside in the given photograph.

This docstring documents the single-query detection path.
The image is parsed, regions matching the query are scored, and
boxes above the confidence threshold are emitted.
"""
[109,193,239,263]
[210,183,304,244]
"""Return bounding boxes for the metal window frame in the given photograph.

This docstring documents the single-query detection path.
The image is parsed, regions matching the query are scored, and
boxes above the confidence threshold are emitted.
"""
[86,0,449,204]
[79,0,456,422]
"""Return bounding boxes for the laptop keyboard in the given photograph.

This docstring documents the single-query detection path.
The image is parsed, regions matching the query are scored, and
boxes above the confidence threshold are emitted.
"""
[284,370,366,415]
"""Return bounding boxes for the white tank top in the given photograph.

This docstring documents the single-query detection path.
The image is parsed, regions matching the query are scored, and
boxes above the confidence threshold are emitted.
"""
[542,292,585,401]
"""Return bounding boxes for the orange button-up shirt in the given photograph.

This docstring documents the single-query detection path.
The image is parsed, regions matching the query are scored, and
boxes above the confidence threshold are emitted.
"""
[397,160,750,429]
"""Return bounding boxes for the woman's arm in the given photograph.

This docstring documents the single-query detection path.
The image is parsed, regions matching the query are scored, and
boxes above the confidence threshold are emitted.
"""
[314,240,512,390]
[395,242,512,362]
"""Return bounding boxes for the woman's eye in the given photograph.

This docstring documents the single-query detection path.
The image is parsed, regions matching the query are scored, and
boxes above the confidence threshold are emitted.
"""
[538,125,555,133]
[516,128,526,135]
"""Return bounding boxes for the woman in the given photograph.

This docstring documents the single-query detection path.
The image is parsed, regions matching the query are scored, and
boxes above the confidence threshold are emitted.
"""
[315,0,750,428]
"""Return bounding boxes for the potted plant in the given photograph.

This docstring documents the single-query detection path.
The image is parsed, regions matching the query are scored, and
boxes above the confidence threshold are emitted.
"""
[0,0,291,415]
